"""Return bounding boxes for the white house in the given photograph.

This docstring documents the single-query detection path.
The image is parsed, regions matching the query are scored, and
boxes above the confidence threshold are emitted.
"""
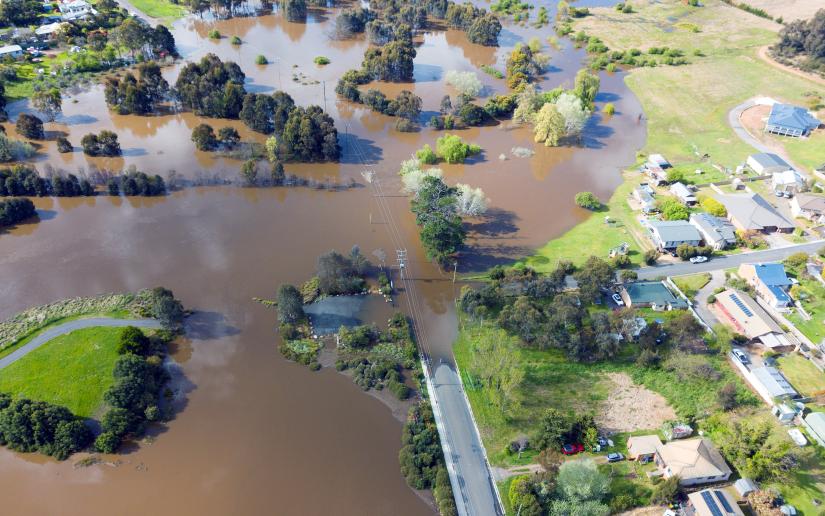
[0,45,23,60]
[669,182,697,205]
[790,193,825,223]
[59,0,96,21]
[647,220,702,250]
[772,169,806,194]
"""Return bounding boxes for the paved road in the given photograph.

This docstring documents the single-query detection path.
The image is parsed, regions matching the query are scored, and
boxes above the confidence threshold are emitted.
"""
[635,240,825,280]
[432,363,501,516]
[113,0,162,26]
[0,318,162,370]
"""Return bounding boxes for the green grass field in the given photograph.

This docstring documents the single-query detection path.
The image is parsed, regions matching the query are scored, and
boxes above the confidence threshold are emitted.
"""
[128,0,187,20]
[787,278,825,344]
[672,273,711,298]
[776,354,825,397]
[522,173,652,271]
[0,326,126,418]
[573,0,825,172]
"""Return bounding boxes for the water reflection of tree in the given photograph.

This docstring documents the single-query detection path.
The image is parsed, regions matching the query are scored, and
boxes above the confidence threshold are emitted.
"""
[443,29,497,69]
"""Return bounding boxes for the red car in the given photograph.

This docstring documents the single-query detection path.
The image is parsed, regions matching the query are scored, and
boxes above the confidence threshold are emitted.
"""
[562,443,584,455]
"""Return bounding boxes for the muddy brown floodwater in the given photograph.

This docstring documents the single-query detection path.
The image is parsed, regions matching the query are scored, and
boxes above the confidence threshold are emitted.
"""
[0,1,644,513]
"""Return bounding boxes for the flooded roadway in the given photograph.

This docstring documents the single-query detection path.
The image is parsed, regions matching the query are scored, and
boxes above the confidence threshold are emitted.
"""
[0,1,644,513]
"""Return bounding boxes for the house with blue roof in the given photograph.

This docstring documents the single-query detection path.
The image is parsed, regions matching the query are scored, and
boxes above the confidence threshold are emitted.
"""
[765,103,821,137]
[738,262,793,308]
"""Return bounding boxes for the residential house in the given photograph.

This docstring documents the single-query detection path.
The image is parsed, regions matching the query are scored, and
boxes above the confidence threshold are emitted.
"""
[654,438,732,486]
[633,184,657,214]
[648,154,672,169]
[738,263,793,308]
[35,22,65,40]
[718,193,795,233]
[689,213,737,250]
[0,45,23,59]
[620,281,688,310]
[644,164,668,186]
[627,434,662,462]
[59,0,96,21]
[772,169,806,194]
[802,412,825,447]
[765,103,821,137]
[687,489,744,516]
[747,153,792,175]
[790,193,825,223]
[647,220,702,250]
[714,289,792,350]
[670,182,697,205]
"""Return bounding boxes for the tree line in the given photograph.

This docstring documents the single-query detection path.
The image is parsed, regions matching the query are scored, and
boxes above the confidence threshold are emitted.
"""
[0,165,168,197]
[772,9,825,75]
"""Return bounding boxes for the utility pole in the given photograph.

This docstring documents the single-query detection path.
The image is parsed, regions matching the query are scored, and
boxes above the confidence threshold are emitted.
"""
[322,80,327,112]
[396,249,407,280]
[452,261,457,283]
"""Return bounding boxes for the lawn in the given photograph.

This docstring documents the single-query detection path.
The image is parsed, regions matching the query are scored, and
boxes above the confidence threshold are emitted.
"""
[522,172,653,271]
[572,0,825,173]
[127,0,187,20]
[672,273,711,298]
[776,353,825,397]
[0,326,127,418]
[787,278,825,344]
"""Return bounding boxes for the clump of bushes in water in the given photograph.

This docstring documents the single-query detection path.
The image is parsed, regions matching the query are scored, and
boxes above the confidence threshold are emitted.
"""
[107,167,167,197]
[435,133,482,164]
[81,130,121,157]
[0,165,94,197]
[574,191,601,210]
[313,56,330,65]
[255,55,267,65]
[334,313,418,400]
[208,29,220,39]
[0,197,36,228]
[399,401,457,516]
[336,73,423,129]
[230,36,241,45]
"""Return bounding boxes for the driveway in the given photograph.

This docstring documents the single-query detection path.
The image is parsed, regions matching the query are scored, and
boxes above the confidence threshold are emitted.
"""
[728,99,805,173]
[692,270,725,327]
[0,317,162,370]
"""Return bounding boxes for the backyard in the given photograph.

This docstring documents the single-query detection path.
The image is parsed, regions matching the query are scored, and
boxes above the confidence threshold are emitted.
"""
[787,277,825,344]
[776,353,825,397]
[0,326,127,418]
[672,273,711,299]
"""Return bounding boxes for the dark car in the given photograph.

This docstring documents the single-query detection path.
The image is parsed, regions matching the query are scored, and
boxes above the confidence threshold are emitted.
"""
[606,452,624,463]
[562,443,584,455]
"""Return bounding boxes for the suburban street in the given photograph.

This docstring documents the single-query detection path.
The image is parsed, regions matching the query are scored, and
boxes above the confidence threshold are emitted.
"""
[635,240,825,280]
[0,318,162,370]
[431,363,502,516]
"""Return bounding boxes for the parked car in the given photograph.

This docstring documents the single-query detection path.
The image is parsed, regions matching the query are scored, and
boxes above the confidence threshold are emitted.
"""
[597,437,609,447]
[732,349,750,365]
[606,452,624,463]
[562,443,584,455]
[611,293,624,306]
[689,256,708,264]
[775,190,784,198]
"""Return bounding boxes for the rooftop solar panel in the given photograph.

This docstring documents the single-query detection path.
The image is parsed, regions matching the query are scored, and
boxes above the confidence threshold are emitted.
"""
[715,490,734,513]
[702,491,724,516]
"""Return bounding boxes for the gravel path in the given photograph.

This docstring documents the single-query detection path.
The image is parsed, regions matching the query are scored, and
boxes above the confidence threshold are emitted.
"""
[0,318,162,371]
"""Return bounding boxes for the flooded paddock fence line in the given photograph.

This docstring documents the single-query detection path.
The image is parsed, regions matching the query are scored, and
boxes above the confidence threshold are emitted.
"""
[0,0,645,514]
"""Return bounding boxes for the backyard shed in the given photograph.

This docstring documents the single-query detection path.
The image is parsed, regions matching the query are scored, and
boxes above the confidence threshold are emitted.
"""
[734,478,757,497]
[627,435,662,461]
[802,411,825,447]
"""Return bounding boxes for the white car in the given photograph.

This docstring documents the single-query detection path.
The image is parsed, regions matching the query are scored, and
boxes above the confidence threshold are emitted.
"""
[689,256,708,264]
[732,349,749,364]
[611,293,624,306]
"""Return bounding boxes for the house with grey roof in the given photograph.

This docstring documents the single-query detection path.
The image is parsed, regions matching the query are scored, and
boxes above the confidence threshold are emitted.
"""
[669,182,697,205]
[747,153,792,175]
[790,193,825,223]
[802,412,825,447]
[718,193,795,233]
[689,213,736,250]
[772,169,806,194]
[765,103,821,137]
[620,281,688,310]
[750,366,799,401]
[0,45,23,59]
[647,220,702,250]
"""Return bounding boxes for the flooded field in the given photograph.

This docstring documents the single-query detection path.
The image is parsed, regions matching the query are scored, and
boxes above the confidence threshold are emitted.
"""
[0,1,644,513]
